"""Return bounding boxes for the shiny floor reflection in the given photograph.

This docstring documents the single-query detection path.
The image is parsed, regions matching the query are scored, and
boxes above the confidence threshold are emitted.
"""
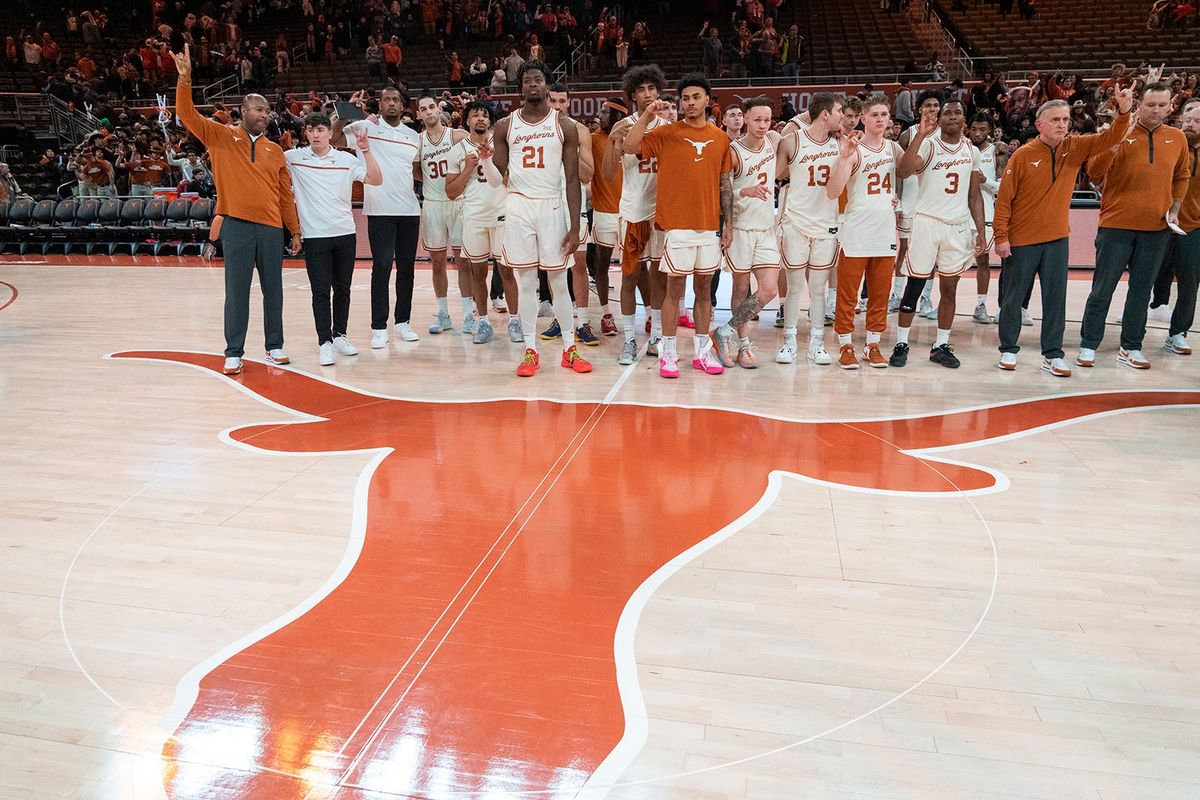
[112,352,1200,799]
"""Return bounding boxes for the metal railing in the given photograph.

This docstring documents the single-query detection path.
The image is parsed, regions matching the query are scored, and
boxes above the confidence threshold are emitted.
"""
[202,73,242,102]
[0,144,18,163]
[46,95,96,145]
[910,0,971,80]
[568,41,588,79]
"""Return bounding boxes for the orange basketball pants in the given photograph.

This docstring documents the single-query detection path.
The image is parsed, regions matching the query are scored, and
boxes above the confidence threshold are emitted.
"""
[835,253,895,336]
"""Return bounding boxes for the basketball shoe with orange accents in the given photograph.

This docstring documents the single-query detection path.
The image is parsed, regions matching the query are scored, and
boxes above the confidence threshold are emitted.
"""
[561,345,593,373]
[516,348,541,377]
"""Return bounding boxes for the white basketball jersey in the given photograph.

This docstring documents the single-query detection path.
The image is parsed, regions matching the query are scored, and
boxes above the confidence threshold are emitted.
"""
[897,128,921,220]
[783,127,841,237]
[345,118,421,216]
[977,142,997,221]
[450,136,506,224]
[419,128,457,202]
[506,107,564,200]
[730,138,776,231]
[839,139,902,258]
[560,120,589,214]
[912,134,980,224]
[619,112,667,223]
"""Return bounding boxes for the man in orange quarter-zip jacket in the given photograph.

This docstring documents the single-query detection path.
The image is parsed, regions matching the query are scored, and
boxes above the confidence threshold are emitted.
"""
[992,87,1133,374]
[1079,81,1191,370]
[170,43,302,377]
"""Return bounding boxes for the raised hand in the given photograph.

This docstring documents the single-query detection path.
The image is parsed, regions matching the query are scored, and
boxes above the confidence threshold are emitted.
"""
[354,127,370,151]
[1147,63,1165,83]
[838,131,860,160]
[1114,84,1134,114]
[170,43,192,82]
[917,105,938,138]
[477,140,494,161]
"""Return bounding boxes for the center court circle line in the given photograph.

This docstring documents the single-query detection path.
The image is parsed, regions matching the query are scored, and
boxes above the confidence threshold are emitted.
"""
[63,352,1004,799]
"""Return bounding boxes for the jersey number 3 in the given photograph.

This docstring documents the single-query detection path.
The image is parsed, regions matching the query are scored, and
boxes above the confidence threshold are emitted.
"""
[522,146,545,169]
[944,173,959,194]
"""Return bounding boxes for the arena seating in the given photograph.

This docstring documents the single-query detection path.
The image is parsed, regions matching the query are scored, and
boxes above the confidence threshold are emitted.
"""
[932,0,1200,71]
[0,195,213,255]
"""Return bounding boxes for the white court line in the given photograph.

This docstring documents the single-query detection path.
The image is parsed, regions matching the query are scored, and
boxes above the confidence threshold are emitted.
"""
[66,353,1200,799]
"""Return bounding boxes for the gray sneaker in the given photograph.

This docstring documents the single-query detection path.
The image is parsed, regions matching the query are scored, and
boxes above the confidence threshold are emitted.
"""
[973,301,992,324]
[617,338,638,365]
[507,317,524,343]
[646,337,661,357]
[472,319,494,343]
[461,314,477,334]
[429,310,453,334]
[918,295,937,319]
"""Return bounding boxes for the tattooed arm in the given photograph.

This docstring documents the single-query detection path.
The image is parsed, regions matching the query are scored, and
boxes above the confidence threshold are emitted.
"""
[720,170,734,250]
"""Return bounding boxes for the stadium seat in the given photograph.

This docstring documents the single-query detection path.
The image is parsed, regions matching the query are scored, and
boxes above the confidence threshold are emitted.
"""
[44,198,78,255]
[5,198,35,254]
[114,198,146,256]
[94,198,123,256]
[138,197,167,256]
[155,198,192,256]
[179,198,215,256]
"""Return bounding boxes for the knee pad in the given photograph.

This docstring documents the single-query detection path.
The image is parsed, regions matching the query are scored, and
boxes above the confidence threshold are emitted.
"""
[899,277,928,313]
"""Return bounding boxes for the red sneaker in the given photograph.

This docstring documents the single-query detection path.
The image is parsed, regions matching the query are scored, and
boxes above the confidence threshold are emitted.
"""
[600,313,618,336]
[678,312,696,329]
[561,345,593,373]
[516,348,540,377]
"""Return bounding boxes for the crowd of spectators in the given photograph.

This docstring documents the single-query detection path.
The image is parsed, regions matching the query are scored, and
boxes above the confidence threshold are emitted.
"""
[1147,0,1199,28]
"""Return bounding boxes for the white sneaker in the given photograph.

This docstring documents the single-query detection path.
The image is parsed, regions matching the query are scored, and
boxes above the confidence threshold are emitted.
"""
[887,292,901,313]
[222,356,243,375]
[1117,348,1151,369]
[1041,357,1071,377]
[537,300,554,318]
[370,329,388,349]
[974,301,992,324]
[1149,304,1173,323]
[1021,309,1033,326]
[618,338,638,365]
[429,310,453,334]
[855,297,866,313]
[808,341,832,365]
[776,336,797,364]
[461,313,477,334]
[332,335,358,356]
[1076,347,1096,367]
[265,349,289,365]
[507,317,524,342]
[395,322,420,342]
[319,342,335,365]
[998,352,1017,370]
[917,294,935,319]
[1164,334,1192,355]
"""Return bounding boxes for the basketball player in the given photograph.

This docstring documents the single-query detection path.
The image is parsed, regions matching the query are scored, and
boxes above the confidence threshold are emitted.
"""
[543,82,599,345]
[780,96,863,325]
[624,72,732,378]
[286,114,382,366]
[416,93,468,334]
[336,87,422,349]
[604,64,669,366]
[710,95,780,369]
[894,91,943,318]
[588,98,627,338]
[890,99,986,369]
[824,96,901,369]
[445,101,512,345]
[967,113,1001,323]
[483,60,591,377]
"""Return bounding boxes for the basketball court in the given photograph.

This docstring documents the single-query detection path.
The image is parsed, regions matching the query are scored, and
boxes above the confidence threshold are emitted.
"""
[1,256,1198,800]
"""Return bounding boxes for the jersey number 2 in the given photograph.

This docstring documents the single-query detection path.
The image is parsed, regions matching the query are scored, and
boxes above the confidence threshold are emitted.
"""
[522,146,545,169]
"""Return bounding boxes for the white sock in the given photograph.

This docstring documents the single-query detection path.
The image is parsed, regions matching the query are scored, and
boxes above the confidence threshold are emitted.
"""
[437,296,449,314]
[718,322,734,337]
[866,330,881,344]
[935,328,950,347]
[693,335,707,358]
[577,306,590,326]
[663,335,677,355]
[896,326,911,345]
[622,314,636,341]
[977,294,987,304]
[784,271,804,331]
[837,333,852,345]
[806,268,829,334]
[807,330,819,346]
[516,269,539,349]
[739,336,751,349]
[462,297,474,316]
[599,302,610,316]
[549,270,575,349]
[650,308,663,339]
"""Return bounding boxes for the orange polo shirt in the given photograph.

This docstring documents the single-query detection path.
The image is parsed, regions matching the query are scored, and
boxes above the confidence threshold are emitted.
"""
[176,80,299,233]
[1087,122,1192,231]
[590,130,622,214]
[1179,144,1200,233]
[993,111,1130,247]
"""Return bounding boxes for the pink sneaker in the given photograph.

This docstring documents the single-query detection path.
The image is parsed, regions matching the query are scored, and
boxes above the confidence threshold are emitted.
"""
[692,353,725,375]
[678,312,696,329]
[658,350,680,378]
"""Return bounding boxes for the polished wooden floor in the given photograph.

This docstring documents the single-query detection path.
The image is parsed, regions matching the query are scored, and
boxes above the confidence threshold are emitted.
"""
[1,257,1198,800]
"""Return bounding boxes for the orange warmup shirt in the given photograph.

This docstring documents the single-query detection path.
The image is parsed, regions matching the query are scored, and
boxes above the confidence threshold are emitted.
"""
[993,111,1130,247]
[176,80,300,233]
[1179,144,1200,233]
[640,121,732,231]
[1086,122,1191,231]
[590,130,622,214]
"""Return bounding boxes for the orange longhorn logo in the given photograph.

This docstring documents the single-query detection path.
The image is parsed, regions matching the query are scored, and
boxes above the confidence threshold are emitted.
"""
[111,351,1200,799]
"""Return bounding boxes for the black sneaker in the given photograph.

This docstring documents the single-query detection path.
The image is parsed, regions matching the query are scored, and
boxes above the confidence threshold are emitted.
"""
[929,343,961,369]
[889,342,910,367]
